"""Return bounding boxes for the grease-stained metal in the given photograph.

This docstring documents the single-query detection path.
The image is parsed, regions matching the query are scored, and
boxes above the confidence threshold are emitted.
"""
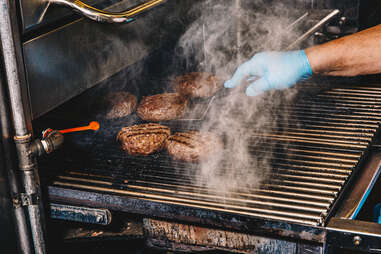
[143,218,323,254]
[48,186,327,243]
[50,203,112,225]
[327,218,381,252]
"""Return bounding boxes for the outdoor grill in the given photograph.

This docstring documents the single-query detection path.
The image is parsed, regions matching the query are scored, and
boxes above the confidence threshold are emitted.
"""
[36,72,381,253]
[1,0,381,254]
[38,80,381,227]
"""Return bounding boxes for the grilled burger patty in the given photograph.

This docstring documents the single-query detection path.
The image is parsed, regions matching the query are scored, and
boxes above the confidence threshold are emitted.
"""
[105,92,137,119]
[173,72,222,98]
[137,93,188,121]
[117,123,170,155]
[165,131,223,162]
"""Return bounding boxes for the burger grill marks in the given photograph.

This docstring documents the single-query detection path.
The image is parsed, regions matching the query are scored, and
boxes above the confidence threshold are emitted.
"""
[117,123,171,155]
[165,131,223,162]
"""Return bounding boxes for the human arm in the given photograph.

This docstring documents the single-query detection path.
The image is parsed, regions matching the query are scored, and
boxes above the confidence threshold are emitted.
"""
[225,24,381,96]
[306,24,381,76]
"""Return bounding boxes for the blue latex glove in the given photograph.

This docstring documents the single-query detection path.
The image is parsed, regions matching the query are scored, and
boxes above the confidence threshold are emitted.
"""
[224,50,312,96]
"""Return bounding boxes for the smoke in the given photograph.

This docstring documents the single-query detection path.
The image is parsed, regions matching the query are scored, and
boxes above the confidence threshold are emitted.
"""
[176,0,305,194]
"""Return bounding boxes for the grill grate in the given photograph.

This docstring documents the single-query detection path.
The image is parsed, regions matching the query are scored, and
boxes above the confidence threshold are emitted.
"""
[40,83,381,227]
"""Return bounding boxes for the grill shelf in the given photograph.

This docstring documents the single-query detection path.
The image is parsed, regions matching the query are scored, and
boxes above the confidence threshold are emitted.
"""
[39,83,381,227]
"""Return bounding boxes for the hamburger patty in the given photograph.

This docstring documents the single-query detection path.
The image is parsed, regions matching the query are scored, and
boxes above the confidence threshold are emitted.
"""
[117,123,170,155]
[105,92,137,119]
[165,131,223,162]
[173,72,222,98]
[137,93,188,121]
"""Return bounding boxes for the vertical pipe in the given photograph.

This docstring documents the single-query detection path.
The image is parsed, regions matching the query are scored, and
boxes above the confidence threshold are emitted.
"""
[0,16,27,135]
[0,0,47,253]
[0,72,33,254]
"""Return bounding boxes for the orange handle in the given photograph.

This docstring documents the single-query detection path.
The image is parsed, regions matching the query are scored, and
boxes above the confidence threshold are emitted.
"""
[58,121,100,134]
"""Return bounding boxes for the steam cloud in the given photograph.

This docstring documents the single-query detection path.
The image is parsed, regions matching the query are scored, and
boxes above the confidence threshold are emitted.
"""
[176,0,305,194]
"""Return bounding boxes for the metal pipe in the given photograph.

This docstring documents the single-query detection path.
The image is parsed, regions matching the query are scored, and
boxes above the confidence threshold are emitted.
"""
[286,9,340,50]
[0,0,47,253]
[0,72,33,253]
[50,0,166,23]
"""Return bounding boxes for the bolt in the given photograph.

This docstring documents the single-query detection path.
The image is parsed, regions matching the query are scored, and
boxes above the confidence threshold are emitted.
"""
[353,235,362,246]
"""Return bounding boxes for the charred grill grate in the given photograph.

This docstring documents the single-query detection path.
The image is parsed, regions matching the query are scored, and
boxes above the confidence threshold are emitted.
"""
[40,83,381,227]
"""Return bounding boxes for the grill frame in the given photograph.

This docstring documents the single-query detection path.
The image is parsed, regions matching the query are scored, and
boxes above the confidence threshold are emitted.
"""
[0,0,378,252]
[38,81,381,251]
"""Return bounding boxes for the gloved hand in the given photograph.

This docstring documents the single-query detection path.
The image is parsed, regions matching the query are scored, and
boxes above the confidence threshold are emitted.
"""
[224,50,312,96]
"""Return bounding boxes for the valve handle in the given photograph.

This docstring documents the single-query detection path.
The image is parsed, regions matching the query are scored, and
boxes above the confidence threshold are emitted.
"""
[42,121,100,138]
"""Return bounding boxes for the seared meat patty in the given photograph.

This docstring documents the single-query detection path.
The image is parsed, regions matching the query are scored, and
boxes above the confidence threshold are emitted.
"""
[104,92,137,119]
[117,123,170,155]
[137,93,188,121]
[165,131,223,162]
[173,72,222,99]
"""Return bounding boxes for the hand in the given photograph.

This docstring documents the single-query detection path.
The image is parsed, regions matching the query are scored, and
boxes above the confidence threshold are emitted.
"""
[224,50,312,96]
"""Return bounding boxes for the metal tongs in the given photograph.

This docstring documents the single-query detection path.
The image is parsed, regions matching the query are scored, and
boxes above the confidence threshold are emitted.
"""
[40,0,167,24]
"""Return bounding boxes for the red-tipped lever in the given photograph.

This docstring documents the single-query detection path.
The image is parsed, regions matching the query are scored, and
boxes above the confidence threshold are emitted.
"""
[58,121,100,134]
[43,121,100,138]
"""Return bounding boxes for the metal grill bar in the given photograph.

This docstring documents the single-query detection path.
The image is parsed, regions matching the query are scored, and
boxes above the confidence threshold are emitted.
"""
[41,84,381,227]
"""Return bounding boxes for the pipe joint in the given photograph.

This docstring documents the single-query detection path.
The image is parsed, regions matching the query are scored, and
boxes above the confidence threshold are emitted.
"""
[14,134,37,172]
[38,129,64,155]
[15,129,64,158]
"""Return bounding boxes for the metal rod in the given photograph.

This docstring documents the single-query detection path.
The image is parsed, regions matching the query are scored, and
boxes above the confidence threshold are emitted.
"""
[0,70,33,253]
[285,12,309,31]
[250,134,368,148]
[59,175,329,211]
[0,7,27,135]
[319,93,381,102]
[285,110,381,121]
[132,179,335,202]
[274,173,345,184]
[292,103,381,114]
[284,147,361,158]
[284,105,381,117]
[0,0,47,253]
[304,98,381,107]
[64,172,335,202]
[326,90,381,97]
[274,168,347,179]
[51,181,323,224]
[288,119,378,129]
[121,183,327,213]
[63,172,333,205]
[273,163,352,174]
[286,9,340,50]
[345,86,381,91]
[267,131,372,142]
[264,183,337,196]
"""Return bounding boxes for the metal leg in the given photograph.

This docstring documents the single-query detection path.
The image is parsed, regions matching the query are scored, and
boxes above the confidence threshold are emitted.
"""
[0,0,47,253]
[0,71,33,253]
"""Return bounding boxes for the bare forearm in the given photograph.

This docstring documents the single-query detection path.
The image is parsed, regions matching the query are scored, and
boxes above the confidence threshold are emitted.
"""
[305,24,381,76]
